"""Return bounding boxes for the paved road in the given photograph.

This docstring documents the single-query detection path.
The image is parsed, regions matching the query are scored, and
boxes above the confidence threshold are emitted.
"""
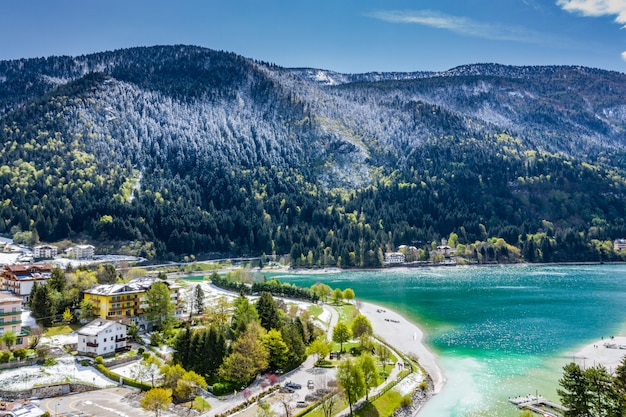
[42,387,178,417]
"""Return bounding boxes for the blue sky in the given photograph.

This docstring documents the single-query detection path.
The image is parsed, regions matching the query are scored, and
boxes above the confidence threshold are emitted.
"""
[1,0,626,73]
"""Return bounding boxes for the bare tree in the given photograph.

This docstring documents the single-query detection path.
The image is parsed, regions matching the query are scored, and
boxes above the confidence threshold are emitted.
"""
[279,393,296,417]
[319,388,340,417]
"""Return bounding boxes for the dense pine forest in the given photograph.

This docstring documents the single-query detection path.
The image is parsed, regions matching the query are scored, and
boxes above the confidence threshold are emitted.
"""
[1,45,626,266]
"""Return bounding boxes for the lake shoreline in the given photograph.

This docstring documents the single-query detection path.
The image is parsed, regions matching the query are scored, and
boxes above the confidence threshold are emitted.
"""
[201,279,445,415]
[358,300,445,394]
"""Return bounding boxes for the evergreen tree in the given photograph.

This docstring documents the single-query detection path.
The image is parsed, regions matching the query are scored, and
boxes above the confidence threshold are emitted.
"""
[231,294,259,337]
[203,326,227,380]
[30,282,53,327]
[558,362,591,417]
[48,267,66,293]
[281,321,306,370]
[193,285,205,315]
[256,292,282,331]
[172,326,192,366]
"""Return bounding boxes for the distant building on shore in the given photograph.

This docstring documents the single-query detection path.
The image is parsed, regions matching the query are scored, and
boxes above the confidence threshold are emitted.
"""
[384,252,406,265]
[614,239,626,252]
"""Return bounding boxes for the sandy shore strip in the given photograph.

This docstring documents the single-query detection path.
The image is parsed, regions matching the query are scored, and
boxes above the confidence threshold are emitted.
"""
[572,336,626,372]
[359,301,445,393]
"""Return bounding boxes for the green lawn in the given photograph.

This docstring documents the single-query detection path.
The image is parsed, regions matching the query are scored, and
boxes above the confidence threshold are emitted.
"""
[355,390,404,417]
[336,304,357,325]
[44,324,81,337]
[308,304,324,318]
[183,395,210,412]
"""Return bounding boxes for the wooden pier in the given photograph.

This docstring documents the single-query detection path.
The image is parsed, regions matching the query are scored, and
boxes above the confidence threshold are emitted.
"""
[509,395,568,417]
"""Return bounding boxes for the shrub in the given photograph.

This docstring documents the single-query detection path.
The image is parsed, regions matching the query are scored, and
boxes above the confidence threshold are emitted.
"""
[401,394,413,407]
[0,351,10,363]
[211,382,238,396]
[95,356,104,364]
[142,351,151,360]
[12,348,28,360]
[43,357,57,366]
[138,347,145,355]
[36,345,50,358]
[149,332,162,346]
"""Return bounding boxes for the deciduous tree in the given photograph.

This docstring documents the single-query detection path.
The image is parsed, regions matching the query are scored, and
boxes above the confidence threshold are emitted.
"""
[358,353,379,401]
[262,328,289,370]
[351,314,373,347]
[219,323,268,385]
[145,281,175,331]
[332,322,351,353]
[308,338,330,364]
[337,358,366,416]
[140,387,172,417]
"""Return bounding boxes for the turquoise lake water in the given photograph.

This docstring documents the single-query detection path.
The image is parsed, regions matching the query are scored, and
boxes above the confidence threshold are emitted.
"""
[267,264,626,416]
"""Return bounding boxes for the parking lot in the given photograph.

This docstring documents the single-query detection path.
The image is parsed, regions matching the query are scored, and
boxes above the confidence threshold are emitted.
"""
[41,387,179,417]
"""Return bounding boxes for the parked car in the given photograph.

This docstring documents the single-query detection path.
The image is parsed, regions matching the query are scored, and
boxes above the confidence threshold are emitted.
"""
[279,386,295,393]
[296,401,308,408]
[307,380,314,389]
[285,381,302,390]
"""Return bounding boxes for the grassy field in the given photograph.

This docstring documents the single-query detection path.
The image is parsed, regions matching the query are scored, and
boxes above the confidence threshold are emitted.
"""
[44,324,81,337]
[308,304,324,318]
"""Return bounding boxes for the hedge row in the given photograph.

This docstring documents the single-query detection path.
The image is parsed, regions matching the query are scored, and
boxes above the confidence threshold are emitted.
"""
[94,363,152,391]
[214,385,280,417]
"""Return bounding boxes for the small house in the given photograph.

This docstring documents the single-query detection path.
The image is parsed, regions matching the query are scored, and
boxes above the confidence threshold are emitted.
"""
[76,318,128,357]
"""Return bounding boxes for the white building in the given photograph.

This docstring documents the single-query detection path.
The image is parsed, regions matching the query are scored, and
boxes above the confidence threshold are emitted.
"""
[384,252,406,265]
[66,244,95,260]
[614,239,626,252]
[76,318,128,357]
[33,244,58,259]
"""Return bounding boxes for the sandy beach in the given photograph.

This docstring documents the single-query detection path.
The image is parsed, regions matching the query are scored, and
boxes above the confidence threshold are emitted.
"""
[359,301,445,393]
[573,336,626,372]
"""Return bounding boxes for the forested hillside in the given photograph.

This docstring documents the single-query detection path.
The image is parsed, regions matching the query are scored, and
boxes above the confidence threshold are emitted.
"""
[1,45,626,266]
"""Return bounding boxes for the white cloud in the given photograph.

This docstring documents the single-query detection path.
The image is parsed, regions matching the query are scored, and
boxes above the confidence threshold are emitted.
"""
[367,10,544,43]
[622,50,626,60]
[556,0,626,25]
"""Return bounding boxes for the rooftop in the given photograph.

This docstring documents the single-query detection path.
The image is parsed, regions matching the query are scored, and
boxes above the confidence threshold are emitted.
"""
[0,291,21,303]
[78,318,124,336]
[83,277,179,296]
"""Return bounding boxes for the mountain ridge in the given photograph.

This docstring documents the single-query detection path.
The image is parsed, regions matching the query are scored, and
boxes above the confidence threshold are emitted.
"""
[1,45,626,265]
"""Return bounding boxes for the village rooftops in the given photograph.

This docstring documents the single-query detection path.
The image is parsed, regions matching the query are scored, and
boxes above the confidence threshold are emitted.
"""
[83,277,180,296]
[2,263,53,280]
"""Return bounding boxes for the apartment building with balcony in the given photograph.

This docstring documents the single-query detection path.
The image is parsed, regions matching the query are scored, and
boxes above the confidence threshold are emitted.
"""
[33,244,58,259]
[76,318,128,357]
[0,263,53,303]
[82,277,182,330]
[0,292,29,349]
